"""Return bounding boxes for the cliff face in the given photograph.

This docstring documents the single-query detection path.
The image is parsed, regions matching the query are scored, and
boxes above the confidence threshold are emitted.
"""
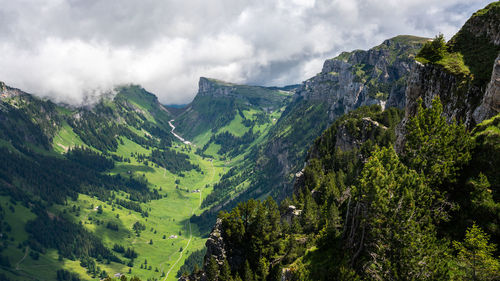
[296,35,428,118]
[403,61,483,126]
[474,54,500,122]
[396,2,500,151]
[0,81,24,99]
[248,35,428,199]
[175,77,292,139]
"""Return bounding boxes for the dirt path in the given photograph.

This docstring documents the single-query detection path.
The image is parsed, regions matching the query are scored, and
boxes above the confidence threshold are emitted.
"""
[163,208,194,281]
[160,121,211,280]
[199,191,202,208]
[16,246,29,270]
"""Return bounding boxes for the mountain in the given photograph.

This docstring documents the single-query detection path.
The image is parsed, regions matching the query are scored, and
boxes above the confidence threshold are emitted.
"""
[184,3,500,281]
[0,83,222,281]
[1,3,499,281]
[185,36,429,236]
[214,35,429,204]
[0,78,292,281]
[174,77,292,141]
[396,1,500,151]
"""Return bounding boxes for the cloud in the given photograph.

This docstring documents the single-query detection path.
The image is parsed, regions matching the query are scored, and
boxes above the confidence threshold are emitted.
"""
[0,0,492,104]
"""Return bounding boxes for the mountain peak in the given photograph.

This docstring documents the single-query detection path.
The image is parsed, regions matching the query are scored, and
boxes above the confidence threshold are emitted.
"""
[382,35,430,46]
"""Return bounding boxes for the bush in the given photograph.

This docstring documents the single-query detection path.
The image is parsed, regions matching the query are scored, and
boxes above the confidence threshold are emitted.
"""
[417,34,447,62]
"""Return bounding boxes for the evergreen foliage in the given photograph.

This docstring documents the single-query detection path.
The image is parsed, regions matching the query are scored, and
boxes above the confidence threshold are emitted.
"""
[204,100,499,280]
[452,223,500,280]
[149,148,200,174]
[417,34,447,62]
[177,248,206,277]
[403,97,472,186]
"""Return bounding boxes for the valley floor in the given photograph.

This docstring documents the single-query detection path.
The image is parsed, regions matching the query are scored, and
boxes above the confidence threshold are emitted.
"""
[1,135,226,281]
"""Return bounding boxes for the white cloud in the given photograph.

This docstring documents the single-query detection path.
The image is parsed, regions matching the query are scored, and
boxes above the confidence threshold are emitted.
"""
[0,0,492,105]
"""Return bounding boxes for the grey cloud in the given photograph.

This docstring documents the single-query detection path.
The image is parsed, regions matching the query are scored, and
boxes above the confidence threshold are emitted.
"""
[0,0,492,105]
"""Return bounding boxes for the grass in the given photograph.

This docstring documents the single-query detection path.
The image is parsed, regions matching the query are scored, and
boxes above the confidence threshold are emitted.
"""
[218,113,249,137]
[471,1,500,18]
[1,131,226,281]
[0,82,285,280]
[417,52,471,78]
[52,122,88,153]
[437,53,471,77]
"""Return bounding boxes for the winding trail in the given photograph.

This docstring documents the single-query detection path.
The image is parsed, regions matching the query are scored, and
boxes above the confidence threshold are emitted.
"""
[161,120,220,280]
[16,246,29,270]
[161,119,197,281]
[163,208,194,281]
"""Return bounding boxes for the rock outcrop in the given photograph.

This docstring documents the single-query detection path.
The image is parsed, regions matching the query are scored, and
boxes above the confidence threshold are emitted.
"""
[249,35,428,200]
[474,54,500,122]
[203,219,228,267]
[294,114,389,194]
[180,218,244,281]
[396,2,500,151]
[296,35,428,120]
[0,81,25,99]
[175,77,292,139]
[334,117,387,152]
[402,61,483,126]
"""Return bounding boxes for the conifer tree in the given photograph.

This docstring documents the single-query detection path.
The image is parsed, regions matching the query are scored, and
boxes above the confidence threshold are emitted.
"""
[219,259,232,281]
[453,223,500,280]
[206,257,219,281]
[355,146,449,280]
[404,97,472,186]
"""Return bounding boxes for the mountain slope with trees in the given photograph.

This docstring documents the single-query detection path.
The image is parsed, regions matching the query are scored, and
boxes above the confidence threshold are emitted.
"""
[184,2,500,281]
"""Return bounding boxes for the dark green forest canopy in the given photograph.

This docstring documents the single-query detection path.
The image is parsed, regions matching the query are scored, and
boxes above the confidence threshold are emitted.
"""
[202,101,500,281]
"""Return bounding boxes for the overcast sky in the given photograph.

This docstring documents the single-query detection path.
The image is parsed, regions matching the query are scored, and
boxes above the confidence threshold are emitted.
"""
[0,0,492,105]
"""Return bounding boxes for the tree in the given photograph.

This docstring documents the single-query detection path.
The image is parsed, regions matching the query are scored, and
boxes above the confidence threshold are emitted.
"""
[219,259,233,281]
[403,97,472,186]
[206,257,219,281]
[242,260,254,281]
[417,33,447,62]
[453,223,500,280]
[353,146,450,280]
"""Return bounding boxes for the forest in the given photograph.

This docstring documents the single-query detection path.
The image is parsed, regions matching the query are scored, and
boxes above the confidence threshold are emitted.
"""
[197,100,500,280]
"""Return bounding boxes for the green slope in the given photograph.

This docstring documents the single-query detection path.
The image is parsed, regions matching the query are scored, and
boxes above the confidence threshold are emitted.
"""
[0,83,230,281]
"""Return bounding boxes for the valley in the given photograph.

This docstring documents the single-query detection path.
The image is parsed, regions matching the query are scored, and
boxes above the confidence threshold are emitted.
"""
[0,79,291,281]
[0,2,499,281]
[1,113,226,281]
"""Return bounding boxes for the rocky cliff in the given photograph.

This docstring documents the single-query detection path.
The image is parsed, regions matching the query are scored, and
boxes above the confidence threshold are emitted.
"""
[474,54,500,122]
[175,77,292,139]
[396,2,500,151]
[297,35,428,117]
[246,35,428,200]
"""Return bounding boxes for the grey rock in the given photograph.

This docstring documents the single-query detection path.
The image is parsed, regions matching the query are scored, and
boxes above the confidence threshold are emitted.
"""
[474,54,500,122]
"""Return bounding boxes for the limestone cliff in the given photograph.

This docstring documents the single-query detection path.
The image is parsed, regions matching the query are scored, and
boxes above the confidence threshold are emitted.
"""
[297,35,428,117]
[175,77,292,139]
[396,2,500,151]
[247,35,427,200]
[474,54,500,122]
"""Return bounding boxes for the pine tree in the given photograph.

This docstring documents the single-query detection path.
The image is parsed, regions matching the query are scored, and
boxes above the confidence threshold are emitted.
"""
[206,257,219,281]
[453,223,500,280]
[354,146,449,280]
[219,259,232,281]
[417,33,447,62]
[242,260,254,281]
[404,97,472,186]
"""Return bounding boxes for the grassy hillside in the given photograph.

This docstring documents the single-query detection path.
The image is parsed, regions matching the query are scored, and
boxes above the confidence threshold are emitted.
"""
[0,84,232,281]
[174,77,292,139]
[0,78,291,281]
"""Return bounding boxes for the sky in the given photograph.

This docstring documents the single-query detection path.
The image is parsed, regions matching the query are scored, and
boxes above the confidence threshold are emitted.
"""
[0,0,493,105]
